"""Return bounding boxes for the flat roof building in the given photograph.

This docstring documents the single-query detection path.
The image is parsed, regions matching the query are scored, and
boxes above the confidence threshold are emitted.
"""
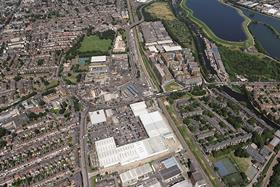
[95,101,182,168]
[91,56,107,63]
[120,164,153,186]
[89,110,107,125]
[95,136,167,168]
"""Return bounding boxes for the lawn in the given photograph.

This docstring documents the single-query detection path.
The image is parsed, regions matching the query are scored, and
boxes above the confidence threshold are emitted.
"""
[45,80,59,90]
[64,73,81,85]
[33,79,59,91]
[229,152,251,172]
[211,151,251,173]
[145,2,176,21]
[91,176,96,187]
[223,172,243,187]
[164,81,183,92]
[78,35,112,54]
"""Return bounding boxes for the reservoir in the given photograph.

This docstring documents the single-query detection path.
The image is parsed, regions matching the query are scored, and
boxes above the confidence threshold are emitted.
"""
[241,8,280,60]
[186,0,247,41]
[249,23,280,60]
[241,7,280,32]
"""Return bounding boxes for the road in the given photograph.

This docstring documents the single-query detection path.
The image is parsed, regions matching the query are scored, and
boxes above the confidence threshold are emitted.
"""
[79,107,90,187]
[126,0,158,92]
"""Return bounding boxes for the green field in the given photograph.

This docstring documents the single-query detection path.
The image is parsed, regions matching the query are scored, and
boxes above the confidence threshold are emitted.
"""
[91,176,96,187]
[164,81,183,92]
[223,172,243,187]
[78,35,112,54]
[210,151,251,173]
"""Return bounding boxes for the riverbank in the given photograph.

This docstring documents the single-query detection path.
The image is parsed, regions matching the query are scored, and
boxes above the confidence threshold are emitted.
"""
[179,0,254,49]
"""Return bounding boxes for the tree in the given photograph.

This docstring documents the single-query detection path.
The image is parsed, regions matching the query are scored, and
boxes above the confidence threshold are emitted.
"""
[262,130,274,145]
[252,132,264,148]
[247,117,256,125]
[14,74,22,81]
[37,59,44,66]
[234,147,249,158]
[0,127,8,138]
[0,139,7,149]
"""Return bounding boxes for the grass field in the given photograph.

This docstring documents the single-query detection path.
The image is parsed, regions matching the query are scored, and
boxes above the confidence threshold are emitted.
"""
[223,172,243,186]
[78,35,112,54]
[91,176,96,187]
[164,81,183,92]
[211,151,251,173]
[145,2,176,21]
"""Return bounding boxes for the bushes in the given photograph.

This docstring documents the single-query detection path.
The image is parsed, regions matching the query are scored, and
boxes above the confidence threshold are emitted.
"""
[168,91,186,104]
[234,147,249,158]
[268,158,280,187]
[191,86,206,96]
[220,46,280,81]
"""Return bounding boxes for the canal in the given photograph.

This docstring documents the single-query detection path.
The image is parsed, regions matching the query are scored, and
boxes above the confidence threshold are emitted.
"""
[221,86,279,129]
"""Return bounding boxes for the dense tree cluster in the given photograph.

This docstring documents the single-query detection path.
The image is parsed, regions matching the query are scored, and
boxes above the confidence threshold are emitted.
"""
[268,158,280,187]
[234,147,249,158]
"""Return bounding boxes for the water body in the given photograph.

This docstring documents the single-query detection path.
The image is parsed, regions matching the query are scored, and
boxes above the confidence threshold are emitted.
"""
[241,7,280,32]
[250,23,280,60]
[241,8,280,60]
[186,0,247,41]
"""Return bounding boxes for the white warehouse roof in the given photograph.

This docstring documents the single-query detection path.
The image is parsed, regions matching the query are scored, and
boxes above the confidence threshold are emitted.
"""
[120,164,153,185]
[95,101,181,168]
[89,110,106,125]
[139,111,171,137]
[130,101,148,117]
[162,45,182,52]
[171,180,192,187]
[91,56,107,63]
[95,136,167,168]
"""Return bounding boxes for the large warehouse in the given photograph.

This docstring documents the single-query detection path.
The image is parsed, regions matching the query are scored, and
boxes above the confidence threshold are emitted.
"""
[94,101,182,168]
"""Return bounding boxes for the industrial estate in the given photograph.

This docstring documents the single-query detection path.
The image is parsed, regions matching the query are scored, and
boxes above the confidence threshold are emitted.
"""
[0,0,280,187]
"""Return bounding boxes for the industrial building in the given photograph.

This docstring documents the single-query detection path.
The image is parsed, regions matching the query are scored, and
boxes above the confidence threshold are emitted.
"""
[120,164,153,186]
[94,101,182,168]
[89,109,107,125]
